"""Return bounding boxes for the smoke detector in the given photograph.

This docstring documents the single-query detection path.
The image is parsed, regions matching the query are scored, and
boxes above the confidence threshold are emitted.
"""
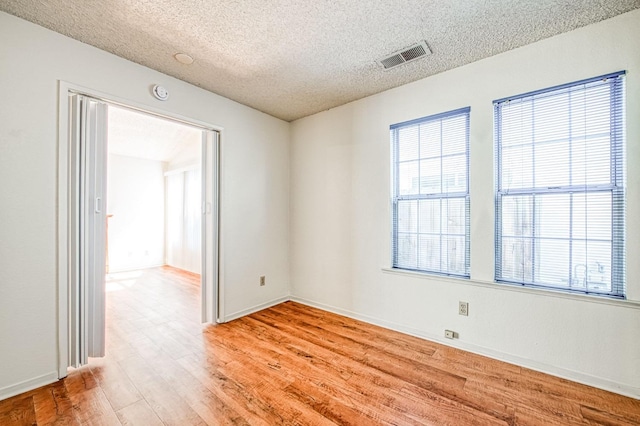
[152,85,169,101]
[378,41,432,70]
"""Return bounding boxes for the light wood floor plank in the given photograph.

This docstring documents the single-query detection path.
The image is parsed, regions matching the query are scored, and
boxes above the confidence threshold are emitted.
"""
[117,354,206,426]
[115,400,163,426]
[2,266,639,425]
[87,357,142,412]
[32,380,78,425]
[0,394,37,426]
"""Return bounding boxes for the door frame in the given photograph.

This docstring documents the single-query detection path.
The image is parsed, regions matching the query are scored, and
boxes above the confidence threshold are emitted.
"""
[57,81,224,378]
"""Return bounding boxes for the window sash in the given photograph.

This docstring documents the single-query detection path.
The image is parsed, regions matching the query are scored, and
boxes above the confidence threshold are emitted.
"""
[494,71,625,297]
[391,107,470,277]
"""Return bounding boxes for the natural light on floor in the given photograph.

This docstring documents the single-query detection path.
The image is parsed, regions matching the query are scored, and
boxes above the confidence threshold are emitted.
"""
[105,270,143,292]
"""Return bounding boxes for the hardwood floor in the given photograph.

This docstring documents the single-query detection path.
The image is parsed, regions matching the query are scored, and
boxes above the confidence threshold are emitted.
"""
[1,266,639,425]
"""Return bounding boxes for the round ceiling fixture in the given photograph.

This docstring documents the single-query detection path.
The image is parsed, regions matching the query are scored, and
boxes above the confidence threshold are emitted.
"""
[152,85,169,101]
[174,53,194,65]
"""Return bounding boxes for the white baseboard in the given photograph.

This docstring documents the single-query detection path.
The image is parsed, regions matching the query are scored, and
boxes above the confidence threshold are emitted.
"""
[289,296,640,400]
[107,263,166,274]
[222,295,290,323]
[0,371,58,401]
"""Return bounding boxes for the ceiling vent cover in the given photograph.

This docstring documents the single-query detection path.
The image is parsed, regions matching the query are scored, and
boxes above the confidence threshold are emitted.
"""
[378,41,432,70]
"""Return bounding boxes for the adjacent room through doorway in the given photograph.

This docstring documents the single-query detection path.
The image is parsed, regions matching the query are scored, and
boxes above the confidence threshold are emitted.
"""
[106,105,202,276]
[104,105,204,337]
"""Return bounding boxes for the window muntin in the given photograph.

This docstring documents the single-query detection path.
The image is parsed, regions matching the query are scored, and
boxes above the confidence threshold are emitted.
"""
[494,72,625,297]
[392,107,470,277]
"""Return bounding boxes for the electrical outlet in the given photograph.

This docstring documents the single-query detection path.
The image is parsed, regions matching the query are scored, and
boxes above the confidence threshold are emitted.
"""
[445,330,456,339]
[260,276,266,286]
[459,301,469,316]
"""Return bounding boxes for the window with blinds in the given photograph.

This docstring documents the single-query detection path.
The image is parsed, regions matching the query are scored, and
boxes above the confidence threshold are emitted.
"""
[391,107,470,277]
[494,72,626,297]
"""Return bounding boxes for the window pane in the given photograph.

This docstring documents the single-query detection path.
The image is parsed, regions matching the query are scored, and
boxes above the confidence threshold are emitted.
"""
[420,158,441,194]
[536,194,570,239]
[571,240,611,292]
[442,115,466,156]
[502,145,533,190]
[533,92,569,144]
[585,241,612,292]
[570,85,610,139]
[443,236,466,274]
[396,233,417,269]
[534,140,570,187]
[398,125,419,161]
[420,121,440,159]
[502,195,533,238]
[398,160,419,195]
[418,199,440,234]
[535,239,570,287]
[442,155,466,193]
[500,102,533,147]
[501,237,533,282]
[571,137,611,186]
[572,192,611,240]
[418,235,440,271]
[443,198,465,235]
[397,200,418,233]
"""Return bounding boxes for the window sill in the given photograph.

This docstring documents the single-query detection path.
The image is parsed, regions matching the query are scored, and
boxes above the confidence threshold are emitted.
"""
[381,267,640,310]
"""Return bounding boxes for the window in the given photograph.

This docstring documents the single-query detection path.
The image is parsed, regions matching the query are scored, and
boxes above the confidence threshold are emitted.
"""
[494,72,626,297]
[391,107,470,277]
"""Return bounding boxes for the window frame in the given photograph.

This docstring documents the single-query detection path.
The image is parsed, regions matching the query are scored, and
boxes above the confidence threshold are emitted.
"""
[391,107,471,278]
[494,71,626,298]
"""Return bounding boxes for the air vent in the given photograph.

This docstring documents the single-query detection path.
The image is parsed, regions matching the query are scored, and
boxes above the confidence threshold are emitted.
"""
[378,41,432,70]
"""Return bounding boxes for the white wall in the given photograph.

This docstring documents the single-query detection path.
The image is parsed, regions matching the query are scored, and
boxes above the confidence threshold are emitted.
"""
[0,11,290,399]
[166,167,202,274]
[290,10,640,398]
[107,154,166,272]
[165,134,202,274]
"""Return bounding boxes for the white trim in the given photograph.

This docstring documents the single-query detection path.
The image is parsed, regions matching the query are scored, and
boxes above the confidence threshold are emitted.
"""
[57,80,224,376]
[289,295,640,400]
[216,138,226,323]
[107,263,167,274]
[222,295,290,323]
[59,81,224,133]
[381,268,640,309]
[0,371,58,401]
[57,81,70,379]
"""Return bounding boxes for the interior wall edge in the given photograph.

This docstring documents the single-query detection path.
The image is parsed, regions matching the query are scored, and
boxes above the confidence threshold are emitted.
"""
[289,296,640,400]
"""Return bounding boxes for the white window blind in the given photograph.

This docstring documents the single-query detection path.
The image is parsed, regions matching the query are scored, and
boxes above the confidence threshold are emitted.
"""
[494,72,626,297]
[391,107,470,277]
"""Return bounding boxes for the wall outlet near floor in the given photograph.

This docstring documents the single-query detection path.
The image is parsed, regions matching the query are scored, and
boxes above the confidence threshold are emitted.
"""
[260,275,266,286]
[459,301,469,316]
[445,329,457,339]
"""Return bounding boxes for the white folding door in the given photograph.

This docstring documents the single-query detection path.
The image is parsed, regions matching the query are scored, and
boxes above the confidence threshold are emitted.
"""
[68,94,107,366]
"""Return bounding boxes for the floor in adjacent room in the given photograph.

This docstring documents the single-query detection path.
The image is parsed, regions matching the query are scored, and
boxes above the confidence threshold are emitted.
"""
[1,266,639,425]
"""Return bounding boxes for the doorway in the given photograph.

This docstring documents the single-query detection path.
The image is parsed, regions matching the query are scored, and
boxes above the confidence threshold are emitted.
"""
[57,83,221,377]
[106,105,201,276]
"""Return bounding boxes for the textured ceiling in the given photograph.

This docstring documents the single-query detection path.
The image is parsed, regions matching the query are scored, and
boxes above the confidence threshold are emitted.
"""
[108,105,200,163]
[2,1,639,121]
